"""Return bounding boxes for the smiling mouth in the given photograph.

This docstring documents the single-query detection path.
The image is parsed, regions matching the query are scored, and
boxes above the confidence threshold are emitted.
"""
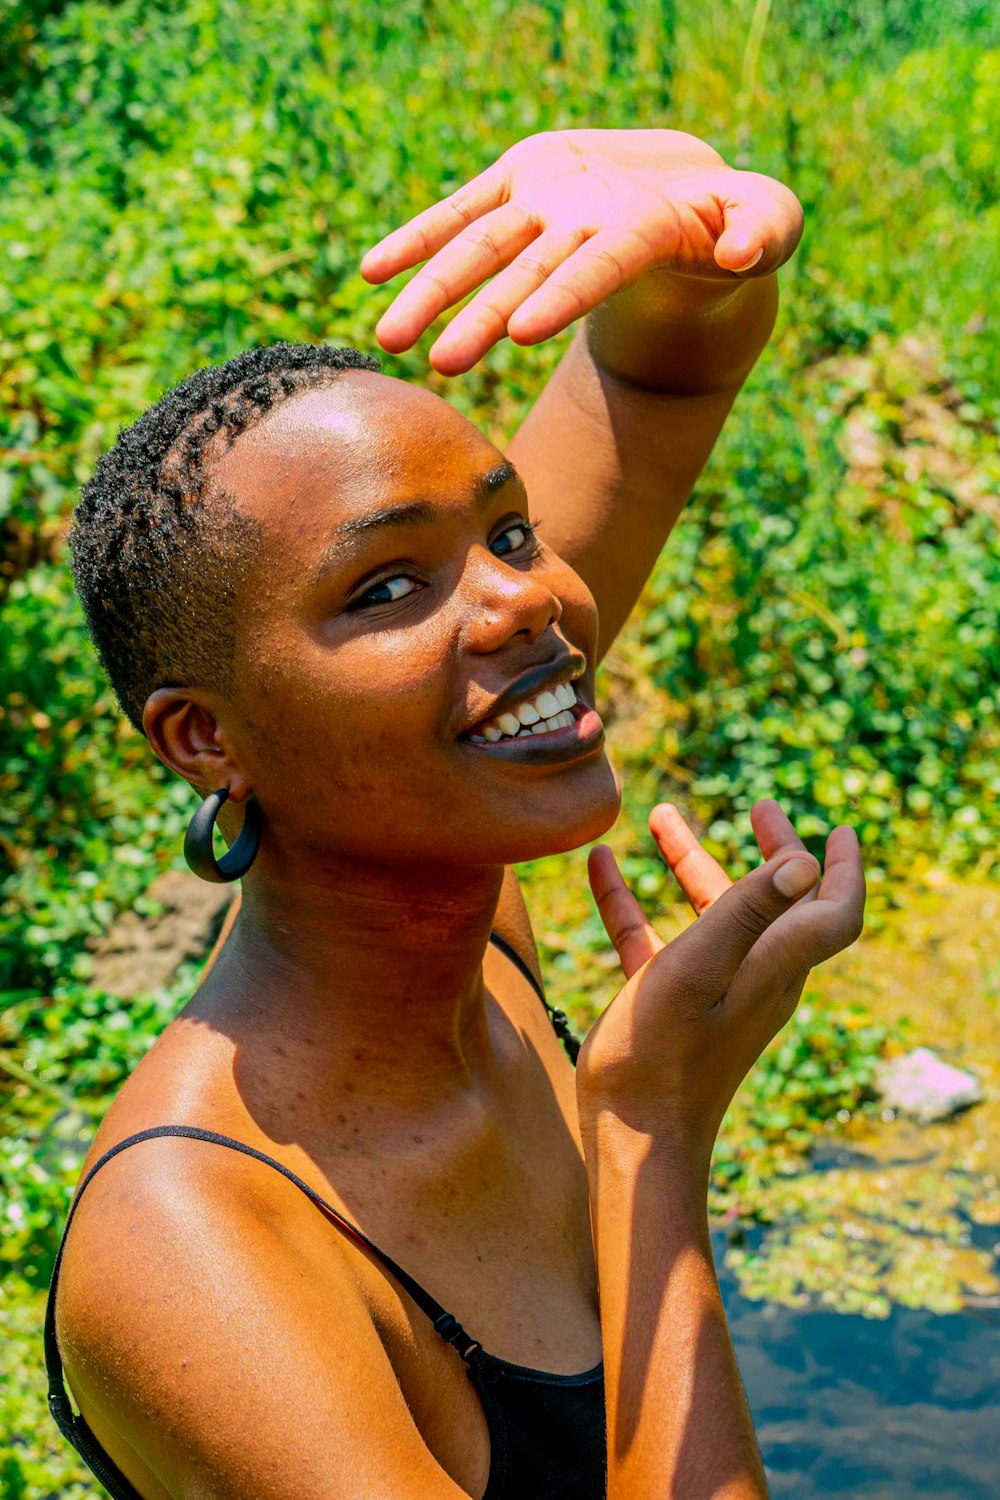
[459,681,605,765]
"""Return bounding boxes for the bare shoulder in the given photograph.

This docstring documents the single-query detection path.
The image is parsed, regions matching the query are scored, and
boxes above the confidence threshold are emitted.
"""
[55,1133,468,1499]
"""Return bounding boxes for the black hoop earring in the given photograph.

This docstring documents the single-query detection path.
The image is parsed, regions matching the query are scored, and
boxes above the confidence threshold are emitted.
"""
[183,787,263,884]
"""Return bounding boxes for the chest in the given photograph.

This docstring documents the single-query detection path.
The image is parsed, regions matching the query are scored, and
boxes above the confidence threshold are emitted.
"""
[215,1065,600,1498]
[339,1126,602,1499]
[285,1008,600,1492]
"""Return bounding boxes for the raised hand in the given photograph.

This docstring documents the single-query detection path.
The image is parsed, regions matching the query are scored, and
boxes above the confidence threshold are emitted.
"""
[579,800,865,1164]
[359,128,803,375]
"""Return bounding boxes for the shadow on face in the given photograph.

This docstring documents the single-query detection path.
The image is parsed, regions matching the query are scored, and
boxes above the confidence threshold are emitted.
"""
[154,371,621,873]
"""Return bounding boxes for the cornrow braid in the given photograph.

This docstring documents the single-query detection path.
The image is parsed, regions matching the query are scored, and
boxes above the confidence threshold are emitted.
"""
[69,341,383,733]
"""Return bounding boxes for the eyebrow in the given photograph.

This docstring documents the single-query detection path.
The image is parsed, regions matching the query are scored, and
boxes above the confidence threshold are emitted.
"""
[311,460,522,583]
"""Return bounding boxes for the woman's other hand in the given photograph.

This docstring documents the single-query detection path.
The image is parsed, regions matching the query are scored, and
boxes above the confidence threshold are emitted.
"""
[359,127,803,375]
[578,799,865,1173]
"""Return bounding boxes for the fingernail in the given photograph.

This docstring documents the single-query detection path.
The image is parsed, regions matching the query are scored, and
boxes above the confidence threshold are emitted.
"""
[773,859,819,898]
[733,246,764,273]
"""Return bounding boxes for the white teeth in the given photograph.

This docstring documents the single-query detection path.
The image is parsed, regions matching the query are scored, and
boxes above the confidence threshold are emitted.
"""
[532,710,574,736]
[469,683,581,746]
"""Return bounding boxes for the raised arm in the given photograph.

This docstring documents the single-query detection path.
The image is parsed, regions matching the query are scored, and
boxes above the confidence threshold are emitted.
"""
[361,127,802,662]
[504,270,777,661]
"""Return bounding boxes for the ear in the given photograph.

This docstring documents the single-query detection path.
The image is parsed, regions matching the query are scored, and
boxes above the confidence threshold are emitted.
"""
[142,687,253,801]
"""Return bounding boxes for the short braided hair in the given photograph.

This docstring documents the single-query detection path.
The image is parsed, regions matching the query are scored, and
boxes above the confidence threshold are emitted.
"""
[69,341,384,732]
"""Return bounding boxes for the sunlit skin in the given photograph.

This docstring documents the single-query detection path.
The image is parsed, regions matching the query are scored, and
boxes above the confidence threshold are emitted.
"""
[54,130,866,1500]
[108,121,810,1141]
[142,374,621,1124]
[360,128,803,375]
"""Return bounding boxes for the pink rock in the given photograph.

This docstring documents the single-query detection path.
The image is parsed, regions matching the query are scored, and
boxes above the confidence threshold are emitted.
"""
[875,1047,983,1125]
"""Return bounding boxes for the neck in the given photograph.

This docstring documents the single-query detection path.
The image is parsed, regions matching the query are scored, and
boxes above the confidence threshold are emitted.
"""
[193,852,510,1138]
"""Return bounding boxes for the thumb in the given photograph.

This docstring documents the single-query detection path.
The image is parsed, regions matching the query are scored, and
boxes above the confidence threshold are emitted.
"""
[714,210,765,273]
[713,172,804,276]
[588,845,665,979]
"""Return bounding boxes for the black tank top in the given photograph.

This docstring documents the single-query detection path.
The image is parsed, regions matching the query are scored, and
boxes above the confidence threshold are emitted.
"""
[44,931,607,1499]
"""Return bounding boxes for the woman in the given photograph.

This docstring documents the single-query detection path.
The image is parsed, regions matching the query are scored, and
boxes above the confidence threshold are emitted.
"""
[45,130,864,1498]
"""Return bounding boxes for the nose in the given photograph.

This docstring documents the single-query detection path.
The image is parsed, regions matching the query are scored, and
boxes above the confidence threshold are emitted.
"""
[462,549,562,653]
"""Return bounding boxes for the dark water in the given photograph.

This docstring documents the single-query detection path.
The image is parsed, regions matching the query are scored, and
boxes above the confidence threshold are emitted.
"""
[715,1235,1000,1500]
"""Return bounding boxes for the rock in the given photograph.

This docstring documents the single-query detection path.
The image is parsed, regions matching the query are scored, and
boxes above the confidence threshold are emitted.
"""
[875,1047,984,1125]
[841,408,886,471]
[87,869,235,998]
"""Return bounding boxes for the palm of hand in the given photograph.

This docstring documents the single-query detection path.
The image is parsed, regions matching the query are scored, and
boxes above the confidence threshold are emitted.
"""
[500,128,735,269]
[577,800,865,1149]
[360,127,803,375]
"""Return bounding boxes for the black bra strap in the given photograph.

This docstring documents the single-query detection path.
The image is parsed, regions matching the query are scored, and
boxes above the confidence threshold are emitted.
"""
[487,930,580,1064]
[45,1125,486,1487]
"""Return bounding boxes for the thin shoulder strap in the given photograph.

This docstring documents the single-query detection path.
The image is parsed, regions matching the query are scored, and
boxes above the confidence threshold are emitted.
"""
[488,929,580,1063]
[45,1127,485,1488]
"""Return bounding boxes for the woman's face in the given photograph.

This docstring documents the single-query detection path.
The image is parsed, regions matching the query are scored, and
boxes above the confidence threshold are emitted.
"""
[206,372,621,869]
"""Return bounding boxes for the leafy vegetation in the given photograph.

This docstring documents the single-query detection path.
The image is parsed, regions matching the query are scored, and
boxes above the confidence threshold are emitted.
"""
[1,0,998,1491]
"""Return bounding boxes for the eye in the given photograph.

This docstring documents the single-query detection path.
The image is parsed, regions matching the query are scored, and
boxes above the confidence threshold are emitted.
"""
[350,573,422,610]
[491,517,540,557]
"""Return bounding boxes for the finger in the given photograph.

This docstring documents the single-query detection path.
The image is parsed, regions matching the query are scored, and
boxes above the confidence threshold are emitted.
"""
[429,225,591,375]
[372,202,540,354]
[648,803,731,915]
[736,826,865,985]
[749,799,821,905]
[650,847,822,1003]
[359,155,510,285]
[750,800,816,903]
[588,845,665,981]
[816,824,866,911]
[713,173,804,277]
[506,225,656,345]
[749,799,808,860]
